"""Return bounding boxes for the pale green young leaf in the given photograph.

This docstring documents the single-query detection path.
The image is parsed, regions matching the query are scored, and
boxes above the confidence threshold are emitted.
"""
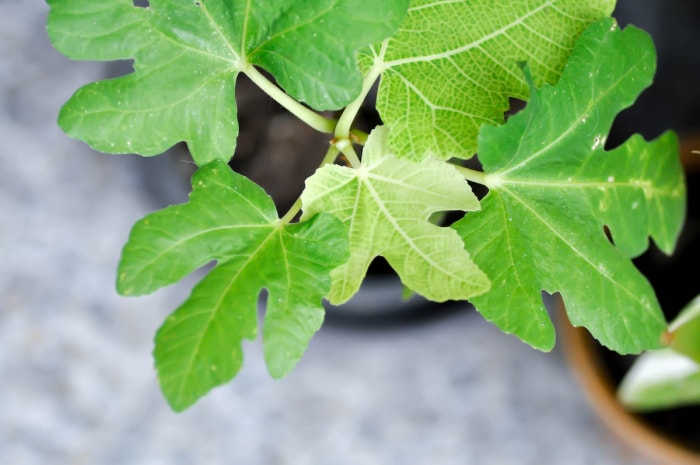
[46,0,409,164]
[362,0,614,161]
[668,295,700,364]
[118,161,348,411]
[618,349,700,411]
[453,20,685,353]
[619,295,700,411]
[302,126,490,304]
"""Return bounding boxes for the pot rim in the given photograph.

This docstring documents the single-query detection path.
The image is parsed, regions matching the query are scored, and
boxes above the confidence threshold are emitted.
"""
[556,297,700,465]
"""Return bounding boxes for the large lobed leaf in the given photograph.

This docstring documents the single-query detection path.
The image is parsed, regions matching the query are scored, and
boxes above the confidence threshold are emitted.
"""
[302,126,490,304]
[362,0,614,161]
[46,0,409,164]
[453,19,685,353]
[118,161,348,411]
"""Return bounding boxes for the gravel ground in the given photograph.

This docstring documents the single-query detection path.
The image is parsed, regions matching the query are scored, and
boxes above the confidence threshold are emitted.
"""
[0,2,667,465]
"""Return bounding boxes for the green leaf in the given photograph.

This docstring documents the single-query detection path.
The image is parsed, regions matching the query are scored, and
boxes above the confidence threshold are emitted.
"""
[46,0,409,164]
[668,295,700,364]
[302,126,490,304]
[618,349,700,411]
[361,0,614,161]
[619,296,700,412]
[118,161,348,411]
[453,19,685,353]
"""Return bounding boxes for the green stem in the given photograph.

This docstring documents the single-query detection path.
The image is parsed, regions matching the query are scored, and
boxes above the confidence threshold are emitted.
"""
[338,143,361,168]
[335,64,383,140]
[350,128,369,145]
[278,145,341,225]
[244,66,336,134]
[454,164,490,186]
[279,197,303,225]
[320,144,341,167]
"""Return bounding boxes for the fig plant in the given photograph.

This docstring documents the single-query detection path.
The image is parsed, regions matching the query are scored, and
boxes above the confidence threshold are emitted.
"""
[46,0,686,412]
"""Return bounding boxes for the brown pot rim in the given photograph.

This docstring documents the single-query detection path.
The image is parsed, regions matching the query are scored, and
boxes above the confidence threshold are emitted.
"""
[556,298,700,465]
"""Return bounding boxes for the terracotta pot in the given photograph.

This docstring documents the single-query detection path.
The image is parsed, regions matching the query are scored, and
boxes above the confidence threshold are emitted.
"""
[559,302,700,465]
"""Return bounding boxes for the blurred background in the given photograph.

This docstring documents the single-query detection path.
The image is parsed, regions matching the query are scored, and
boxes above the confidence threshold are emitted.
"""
[1,1,698,464]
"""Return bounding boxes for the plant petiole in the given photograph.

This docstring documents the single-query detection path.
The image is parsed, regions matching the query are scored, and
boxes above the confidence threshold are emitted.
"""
[453,164,491,187]
[349,128,369,145]
[278,145,343,225]
[278,197,303,225]
[335,63,383,140]
[340,144,362,168]
[244,65,337,135]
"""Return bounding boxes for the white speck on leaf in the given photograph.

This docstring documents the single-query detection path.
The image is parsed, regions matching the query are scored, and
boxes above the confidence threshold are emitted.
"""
[591,135,605,150]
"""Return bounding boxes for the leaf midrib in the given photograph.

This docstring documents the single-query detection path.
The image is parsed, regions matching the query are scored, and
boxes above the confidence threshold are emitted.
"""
[361,175,469,284]
[499,185,648,310]
[128,224,269,289]
[383,0,556,68]
[496,49,652,178]
[172,227,281,406]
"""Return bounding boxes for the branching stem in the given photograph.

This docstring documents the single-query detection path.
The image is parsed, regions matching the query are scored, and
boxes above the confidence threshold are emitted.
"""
[248,56,381,224]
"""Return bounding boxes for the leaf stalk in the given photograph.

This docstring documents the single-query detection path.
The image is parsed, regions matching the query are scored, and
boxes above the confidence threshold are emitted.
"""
[454,164,490,186]
[335,64,382,140]
[278,145,342,225]
[244,66,337,134]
